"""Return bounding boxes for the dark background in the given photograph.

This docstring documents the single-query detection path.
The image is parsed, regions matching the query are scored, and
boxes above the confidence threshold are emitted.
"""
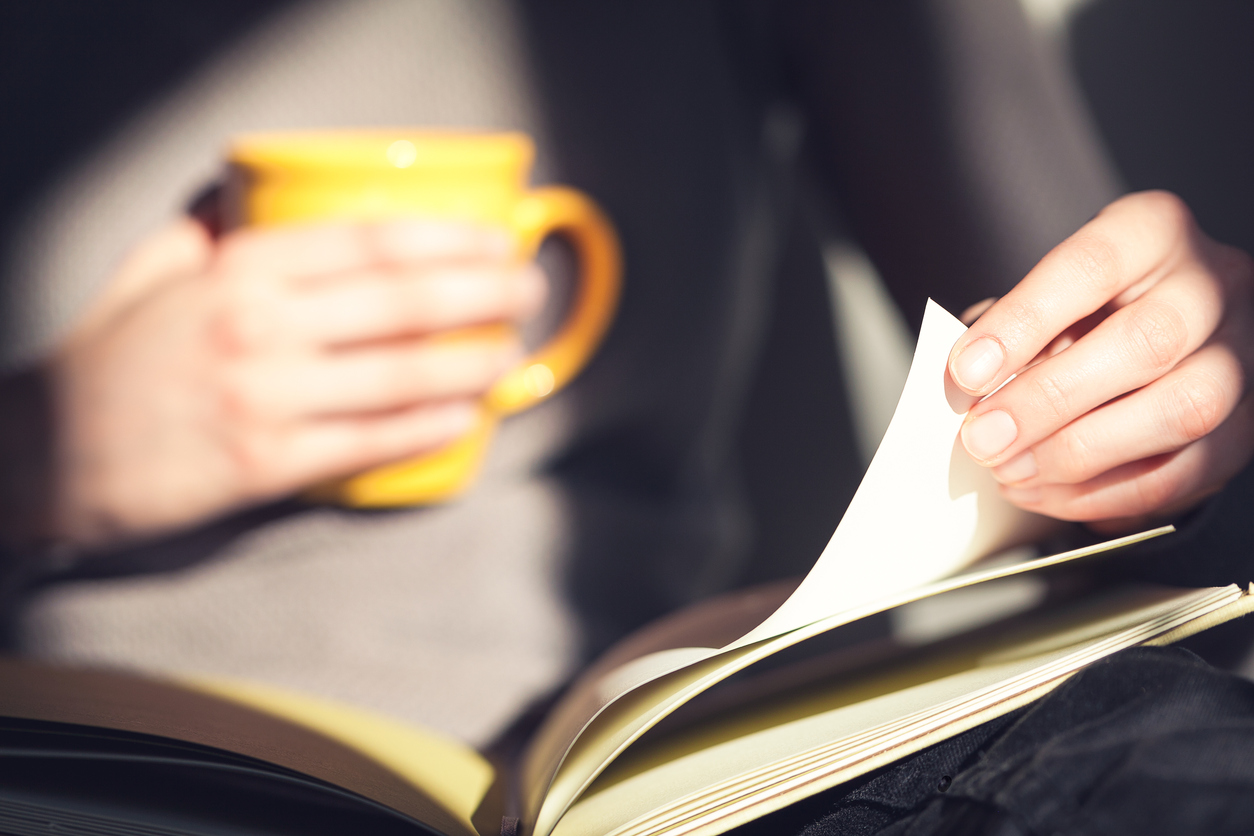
[1,0,1251,589]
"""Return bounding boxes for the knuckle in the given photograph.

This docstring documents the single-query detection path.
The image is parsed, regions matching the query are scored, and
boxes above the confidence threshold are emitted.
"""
[1133,463,1180,513]
[1167,372,1227,443]
[358,421,415,463]
[216,367,271,424]
[1035,485,1099,523]
[345,429,382,463]
[353,223,388,263]
[210,307,249,354]
[216,378,254,422]
[374,352,425,400]
[1048,497,1093,523]
[388,274,433,322]
[469,344,507,380]
[396,343,503,398]
[1053,429,1100,484]
[1136,190,1195,233]
[213,228,262,269]
[1122,299,1188,373]
[1061,232,1125,297]
[223,430,274,490]
[210,285,268,354]
[1029,372,1076,425]
[998,298,1050,350]
[338,419,413,469]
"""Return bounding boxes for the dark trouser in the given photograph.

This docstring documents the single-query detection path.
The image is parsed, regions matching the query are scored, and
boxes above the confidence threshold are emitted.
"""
[734,646,1254,836]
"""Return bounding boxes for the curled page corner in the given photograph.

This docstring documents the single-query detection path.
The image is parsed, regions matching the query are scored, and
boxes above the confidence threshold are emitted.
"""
[730,299,1048,649]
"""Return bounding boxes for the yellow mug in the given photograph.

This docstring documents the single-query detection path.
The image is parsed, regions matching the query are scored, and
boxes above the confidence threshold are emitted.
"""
[225,129,621,506]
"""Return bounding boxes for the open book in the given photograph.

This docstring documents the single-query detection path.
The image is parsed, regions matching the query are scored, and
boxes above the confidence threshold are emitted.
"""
[2,301,1250,836]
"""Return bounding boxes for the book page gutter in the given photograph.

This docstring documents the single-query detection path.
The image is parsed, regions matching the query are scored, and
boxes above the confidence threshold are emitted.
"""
[524,300,1171,836]
[185,677,493,836]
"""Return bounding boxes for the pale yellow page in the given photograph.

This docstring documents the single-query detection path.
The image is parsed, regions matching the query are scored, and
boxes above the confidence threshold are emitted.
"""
[186,677,494,836]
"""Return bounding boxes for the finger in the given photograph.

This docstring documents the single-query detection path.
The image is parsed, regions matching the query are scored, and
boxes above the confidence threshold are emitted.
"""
[1029,306,1111,368]
[992,341,1247,487]
[284,263,546,346]
[76,218,213,332]
[214,219,513,283]
[960,264,1226,467]
[223,337,521,420]
[948,191,1198,397]
[998,403,1254,522]
[236,400,481,496]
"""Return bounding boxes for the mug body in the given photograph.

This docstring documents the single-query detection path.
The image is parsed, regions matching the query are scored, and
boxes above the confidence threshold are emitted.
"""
[227,129,535,232]
[227,130,533,505]
[224,128,619,506]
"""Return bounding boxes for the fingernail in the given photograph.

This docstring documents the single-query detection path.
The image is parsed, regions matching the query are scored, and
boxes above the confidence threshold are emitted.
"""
[993,450,1037,484]
[1000,485,1041,504]
[952,337,1005,393]
[962,409,1018,462]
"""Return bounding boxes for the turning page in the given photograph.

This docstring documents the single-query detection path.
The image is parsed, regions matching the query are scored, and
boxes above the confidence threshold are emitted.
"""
[730,299,1053,648]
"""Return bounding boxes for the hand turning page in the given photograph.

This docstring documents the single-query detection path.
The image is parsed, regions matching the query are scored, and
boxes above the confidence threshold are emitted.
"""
[522,300,1167,836]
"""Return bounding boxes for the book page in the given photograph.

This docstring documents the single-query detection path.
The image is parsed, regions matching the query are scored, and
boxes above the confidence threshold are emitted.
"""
[551,585,1248,836]
[0,660,489,836]
[186,676,494,836]
[522,300,1167,836]
[526,527,1167,836]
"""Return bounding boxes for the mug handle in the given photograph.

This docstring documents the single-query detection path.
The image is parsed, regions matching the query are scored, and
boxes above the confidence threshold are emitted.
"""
[486,186,622,415]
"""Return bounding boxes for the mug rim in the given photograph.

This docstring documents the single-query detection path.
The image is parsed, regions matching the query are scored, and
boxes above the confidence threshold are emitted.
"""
[228,128,534,173]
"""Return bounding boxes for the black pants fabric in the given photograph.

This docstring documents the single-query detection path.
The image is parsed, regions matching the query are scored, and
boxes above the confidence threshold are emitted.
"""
[731,646,1254,836]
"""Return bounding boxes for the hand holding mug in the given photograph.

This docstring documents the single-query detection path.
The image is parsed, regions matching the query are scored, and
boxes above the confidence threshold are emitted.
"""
[227,130,621,506]
[37,215,542,547]
[14,129,619,547]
